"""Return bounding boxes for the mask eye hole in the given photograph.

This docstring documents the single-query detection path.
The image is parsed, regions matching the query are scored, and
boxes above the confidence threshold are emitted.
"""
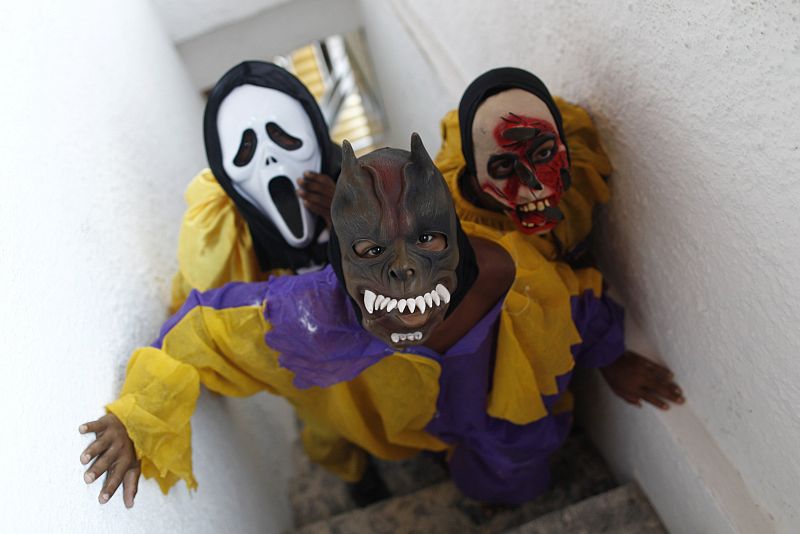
[233,128,257,167]
[353,240,385,258]
[487,154,516,179]
[416,232,447,252]
[266,122,303,151]
[528,138,557,164]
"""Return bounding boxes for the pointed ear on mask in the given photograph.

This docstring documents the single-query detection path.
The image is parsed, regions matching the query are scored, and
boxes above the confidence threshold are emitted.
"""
[406,132,449,197]
[338,139,373,190]
[332,139,372,220]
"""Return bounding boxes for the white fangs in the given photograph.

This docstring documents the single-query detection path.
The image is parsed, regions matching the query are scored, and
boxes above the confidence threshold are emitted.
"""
[415,296,426,314]
[435,284,451,304]
[364,290,376,313]
[362,285,451,315]
[390,331,423,343]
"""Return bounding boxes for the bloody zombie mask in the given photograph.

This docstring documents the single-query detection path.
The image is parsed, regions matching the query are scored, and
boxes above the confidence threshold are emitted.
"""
[331,134,459,348]
[471,89,571,234]
[459,68,572,236]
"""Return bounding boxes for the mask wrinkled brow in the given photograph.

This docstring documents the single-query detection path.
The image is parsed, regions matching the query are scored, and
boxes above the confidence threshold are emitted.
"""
[331,140,390,239]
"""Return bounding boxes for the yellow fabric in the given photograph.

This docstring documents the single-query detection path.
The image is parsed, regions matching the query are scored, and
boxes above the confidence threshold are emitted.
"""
[435,98,611,425]
[107,301,447,492]
[461,221,606,424]
[169,169,291,313]
[435,97,612,260]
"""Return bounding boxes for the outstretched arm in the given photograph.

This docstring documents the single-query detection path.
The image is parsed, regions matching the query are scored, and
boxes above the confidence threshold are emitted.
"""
[600,350,684,409]
[79,414,140,507]
[569,269,684,410]
[79,281,277,506]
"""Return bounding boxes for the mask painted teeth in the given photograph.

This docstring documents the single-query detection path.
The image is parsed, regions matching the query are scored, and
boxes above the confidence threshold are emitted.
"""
[363,284,451,315]
[518,198,553,213]
[390,331,423,343]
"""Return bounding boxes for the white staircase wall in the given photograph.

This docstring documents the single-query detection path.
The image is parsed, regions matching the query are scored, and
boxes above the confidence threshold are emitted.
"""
[0,1,296,532]
[357,0,799,532]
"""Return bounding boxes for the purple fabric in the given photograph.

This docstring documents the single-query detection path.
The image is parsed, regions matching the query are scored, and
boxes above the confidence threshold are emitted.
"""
[150,266,624,504]
[264,266,394,388]
[408,289,623,503]
[412,301,574,504]
[152,281,270,349]
[262,269,625,503]
[570,289,625,368]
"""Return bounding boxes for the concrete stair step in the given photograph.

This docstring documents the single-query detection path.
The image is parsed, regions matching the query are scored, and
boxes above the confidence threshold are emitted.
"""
[288,441,449,527]
[291,431,617,532]
[505,483,666,534]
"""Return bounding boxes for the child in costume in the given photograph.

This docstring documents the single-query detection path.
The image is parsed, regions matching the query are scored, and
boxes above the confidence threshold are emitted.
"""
[435,67,684,410]
[79,134,655,507]
[169,61,341,313]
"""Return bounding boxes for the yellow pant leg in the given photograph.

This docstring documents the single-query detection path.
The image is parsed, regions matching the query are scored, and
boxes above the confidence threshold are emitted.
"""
[301,423,367,483]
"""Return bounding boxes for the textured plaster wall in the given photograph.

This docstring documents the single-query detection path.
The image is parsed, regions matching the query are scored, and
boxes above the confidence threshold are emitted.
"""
[359,0,800,532]
[0,1,295,532]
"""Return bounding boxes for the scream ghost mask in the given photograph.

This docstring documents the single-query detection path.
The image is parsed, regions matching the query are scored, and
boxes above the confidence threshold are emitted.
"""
[204,61,339,271]
[330,135,466,349]
[218,85,320,248]
[460,69,572,235]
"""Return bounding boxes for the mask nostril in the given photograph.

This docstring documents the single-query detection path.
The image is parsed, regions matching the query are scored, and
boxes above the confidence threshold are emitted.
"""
[271,156,277,163]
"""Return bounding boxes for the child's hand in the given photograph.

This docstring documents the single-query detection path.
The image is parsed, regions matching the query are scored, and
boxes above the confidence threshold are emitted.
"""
[600,351,685,410]
[297,171,336,228]
[79,413,140,507]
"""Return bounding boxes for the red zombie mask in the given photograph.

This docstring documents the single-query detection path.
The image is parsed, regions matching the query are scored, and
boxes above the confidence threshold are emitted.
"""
[471,89,571,234]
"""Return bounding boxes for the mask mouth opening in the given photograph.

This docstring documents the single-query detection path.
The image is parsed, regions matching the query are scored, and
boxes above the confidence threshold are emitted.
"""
[268,175,304,239]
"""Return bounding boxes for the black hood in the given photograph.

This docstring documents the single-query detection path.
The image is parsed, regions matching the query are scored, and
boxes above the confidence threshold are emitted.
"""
[203,60,341,272]
[458,67,570,178]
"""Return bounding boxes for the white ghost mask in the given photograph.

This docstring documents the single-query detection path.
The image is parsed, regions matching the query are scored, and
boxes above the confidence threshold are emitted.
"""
[218,84,321,248]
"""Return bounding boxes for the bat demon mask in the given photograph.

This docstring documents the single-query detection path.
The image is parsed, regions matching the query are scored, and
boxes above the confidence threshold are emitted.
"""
[331,134,460,349]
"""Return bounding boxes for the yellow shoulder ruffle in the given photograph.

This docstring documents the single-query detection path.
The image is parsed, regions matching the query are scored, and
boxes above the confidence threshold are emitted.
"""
[435,98,612,259]
[553,97,612,252]
[460,221,584,424]
[169,169,273,313]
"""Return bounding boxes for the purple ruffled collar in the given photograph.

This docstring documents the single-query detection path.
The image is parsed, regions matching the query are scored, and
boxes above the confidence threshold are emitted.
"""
[265,266,394,388]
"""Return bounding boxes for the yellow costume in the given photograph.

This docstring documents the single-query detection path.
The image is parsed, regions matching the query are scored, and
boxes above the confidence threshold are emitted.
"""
[169,169,290,313]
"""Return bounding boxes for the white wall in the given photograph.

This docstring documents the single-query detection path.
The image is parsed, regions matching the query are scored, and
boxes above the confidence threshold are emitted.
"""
[0,1,296,532]
[152,0,293,43]
[358,0,800,532]
[175,0,361,90]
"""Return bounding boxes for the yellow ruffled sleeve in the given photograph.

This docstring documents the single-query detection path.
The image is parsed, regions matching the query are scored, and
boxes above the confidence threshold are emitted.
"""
[107,296,293,493]
[552,97,613,252]
[106,347,201,493]
[169,169,267,313]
